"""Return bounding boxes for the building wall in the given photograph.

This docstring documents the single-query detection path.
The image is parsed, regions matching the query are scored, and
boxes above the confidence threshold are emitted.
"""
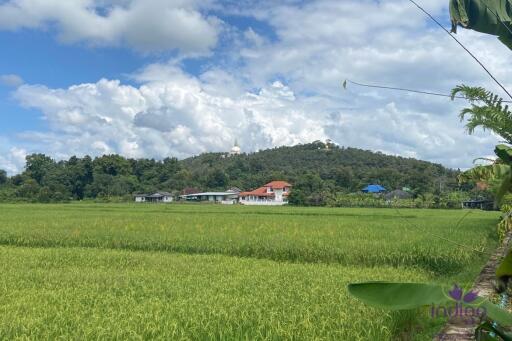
[239,200,288,206]
[274,189,284,201]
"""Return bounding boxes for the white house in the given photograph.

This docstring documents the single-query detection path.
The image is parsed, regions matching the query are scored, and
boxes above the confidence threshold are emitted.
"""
[179,188,240,204]
[134,192,174,203]
[239,181,292,206]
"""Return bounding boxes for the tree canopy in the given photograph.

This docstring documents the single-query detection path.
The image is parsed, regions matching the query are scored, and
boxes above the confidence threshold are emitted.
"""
[0,142,461,204]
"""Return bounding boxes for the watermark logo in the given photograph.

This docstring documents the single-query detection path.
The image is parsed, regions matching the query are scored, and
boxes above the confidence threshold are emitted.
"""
[431,284,486,325]
[447,284,479,304]
[431,284,486,340]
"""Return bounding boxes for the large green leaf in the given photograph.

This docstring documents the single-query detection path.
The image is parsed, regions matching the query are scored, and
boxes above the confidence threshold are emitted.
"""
[459,162,512,205]
[347,282,448,310]
[496,250,512,279]
[495,145,512,164]
[491,164,512,205]
[348,282,512,327]
[450,0,512,51]
[475,321,512,341]
[480,300,512,327]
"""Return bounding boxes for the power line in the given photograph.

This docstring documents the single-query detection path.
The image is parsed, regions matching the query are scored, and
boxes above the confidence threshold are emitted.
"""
[407,0,512,101]
[343,79,512,102]
[343,80,456,98]
[393,207,493,256]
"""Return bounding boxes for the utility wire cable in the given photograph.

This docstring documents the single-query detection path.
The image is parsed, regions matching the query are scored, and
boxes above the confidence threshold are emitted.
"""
[407,0,512,101]
[343,80,460,99]
[393,207,493,256]
[343,79,512,102]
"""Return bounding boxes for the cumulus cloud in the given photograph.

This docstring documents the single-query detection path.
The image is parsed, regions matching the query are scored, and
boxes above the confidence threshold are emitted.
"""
[0,74,24,87]
[227,0,507,167]
[0,145,27,175]
[13,66,326,162]
[0,0,220,53]
[1,0,510,172]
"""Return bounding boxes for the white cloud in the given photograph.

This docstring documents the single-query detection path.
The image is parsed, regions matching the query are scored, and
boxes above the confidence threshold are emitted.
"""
[226,0,507,167]
[13,65,326,162]
[0,74,24,87]
[1,0,510,172]
[0,0,220,53]
[0,145,27,175]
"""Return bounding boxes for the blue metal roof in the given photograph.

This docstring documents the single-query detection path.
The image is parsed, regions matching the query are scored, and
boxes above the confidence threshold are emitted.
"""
[362,184,386,193]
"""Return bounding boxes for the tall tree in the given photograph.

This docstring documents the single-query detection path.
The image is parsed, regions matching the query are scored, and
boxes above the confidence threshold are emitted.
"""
[25,154,55,185]
[0,169,6,185]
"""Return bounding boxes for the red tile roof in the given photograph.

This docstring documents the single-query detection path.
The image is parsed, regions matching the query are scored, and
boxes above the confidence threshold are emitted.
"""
[240,180,292,197]
[263,181,292,189]
[240,186,274,197]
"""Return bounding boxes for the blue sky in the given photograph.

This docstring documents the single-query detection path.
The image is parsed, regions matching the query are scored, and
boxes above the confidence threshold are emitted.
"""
[0,30,143,132]
[0,0,509,174]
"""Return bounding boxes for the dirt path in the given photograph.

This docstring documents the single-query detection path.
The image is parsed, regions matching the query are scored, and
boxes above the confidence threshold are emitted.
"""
[435,232,512,340]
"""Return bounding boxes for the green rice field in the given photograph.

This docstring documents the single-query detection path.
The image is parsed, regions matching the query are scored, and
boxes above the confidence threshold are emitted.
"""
[0,204,502,339]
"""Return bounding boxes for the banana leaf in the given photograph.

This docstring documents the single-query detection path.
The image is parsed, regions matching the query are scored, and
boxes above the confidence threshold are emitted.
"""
[475,321,512,341]
[348,282,512,326]
[347,282,449,310]
[459,163,512,205]
[497,250,512,279]
[480,299,512,326]
[450,0,512,50]
[495,145,512,164]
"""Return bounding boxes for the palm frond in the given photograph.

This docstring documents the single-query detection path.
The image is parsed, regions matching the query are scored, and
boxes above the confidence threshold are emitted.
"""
[452,85,512,143]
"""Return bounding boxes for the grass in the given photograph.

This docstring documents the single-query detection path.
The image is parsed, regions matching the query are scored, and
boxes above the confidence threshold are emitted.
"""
[0,246,430,340]
[0,204,502,339]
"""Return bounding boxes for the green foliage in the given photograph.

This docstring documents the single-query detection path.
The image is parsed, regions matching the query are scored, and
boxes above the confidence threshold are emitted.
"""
[476,321,512,341]
[0,204,498,274]
[0,204,500,339]
[328,191,470,209]
[348,282,449,310]
[496,145,512,164]
[496,249,512,284]
[0,143,460,203]
[288,172,333,206]
[93,154,131,176]
[25,154,54,185]
[349,282,512,328]
[0,169,6,185]
[205,168,228,189]
[458,156,512,207]
[452,85,512,143]
[498,204,512,242]
[0,245,427,340]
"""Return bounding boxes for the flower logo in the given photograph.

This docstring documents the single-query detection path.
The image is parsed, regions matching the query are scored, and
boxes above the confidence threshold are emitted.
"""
[448,284,479,303]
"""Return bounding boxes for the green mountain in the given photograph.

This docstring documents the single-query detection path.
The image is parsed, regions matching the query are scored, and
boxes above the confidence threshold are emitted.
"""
[0,141,460,203]
[182,141,459,195]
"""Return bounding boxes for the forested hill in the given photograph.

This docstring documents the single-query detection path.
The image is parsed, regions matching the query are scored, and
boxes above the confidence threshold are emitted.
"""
[0,141,460,203]
[182,141,459,194]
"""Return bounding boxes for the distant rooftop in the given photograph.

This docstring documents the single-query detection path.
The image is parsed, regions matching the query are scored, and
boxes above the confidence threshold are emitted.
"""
[362,184,386,193]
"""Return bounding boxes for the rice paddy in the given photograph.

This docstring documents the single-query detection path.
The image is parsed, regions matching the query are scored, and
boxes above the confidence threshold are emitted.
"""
[0,204,501,339]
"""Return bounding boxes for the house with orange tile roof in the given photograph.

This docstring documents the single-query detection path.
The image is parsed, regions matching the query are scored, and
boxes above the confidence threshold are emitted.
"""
[239,181,292,206]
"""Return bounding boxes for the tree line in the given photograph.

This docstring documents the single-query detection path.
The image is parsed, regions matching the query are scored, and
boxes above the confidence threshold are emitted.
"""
[0,141,475,204]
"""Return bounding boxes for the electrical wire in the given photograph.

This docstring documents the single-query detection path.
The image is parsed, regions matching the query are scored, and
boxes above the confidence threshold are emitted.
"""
[407,0,512,101]
[393,207,493,256]
[343,80,459,99]
[343,79,512,102]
